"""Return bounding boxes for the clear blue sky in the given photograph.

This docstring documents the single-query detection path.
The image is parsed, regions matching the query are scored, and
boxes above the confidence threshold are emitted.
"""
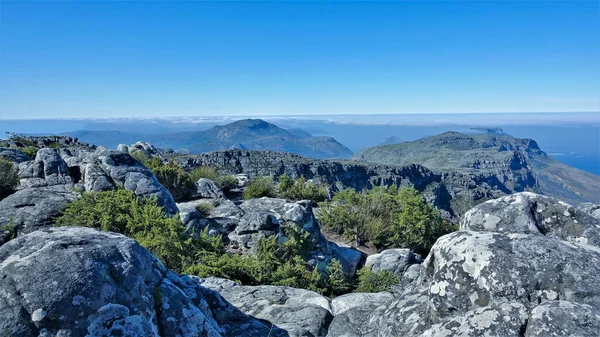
[0,1,598,119]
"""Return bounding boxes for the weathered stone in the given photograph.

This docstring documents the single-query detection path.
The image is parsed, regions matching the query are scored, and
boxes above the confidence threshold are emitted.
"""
[365,248,422,277]
[525,301,600,337]
[200,277,333,337]
[460,192,600,247]
[0,185,77,238]
[0,227,280,337]
[195,178,225,199]
[0,147,31,163]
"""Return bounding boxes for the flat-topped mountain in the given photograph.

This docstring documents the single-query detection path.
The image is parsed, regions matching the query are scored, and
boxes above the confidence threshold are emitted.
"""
[67,119,354,159]
[353,131,600,204]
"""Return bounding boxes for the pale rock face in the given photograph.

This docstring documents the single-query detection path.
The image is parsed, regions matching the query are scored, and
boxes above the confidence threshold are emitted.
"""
[0,227,281,337]
[461,192,600,247]
[365,248,422,276]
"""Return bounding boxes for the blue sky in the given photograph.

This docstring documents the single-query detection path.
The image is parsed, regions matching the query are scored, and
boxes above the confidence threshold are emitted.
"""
[0,1,598,119]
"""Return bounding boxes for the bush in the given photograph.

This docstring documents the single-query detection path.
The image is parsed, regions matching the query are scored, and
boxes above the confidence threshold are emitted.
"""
[195,202,214,216]
[153,164,195,201]
[278,175,328,202]
[55,189,223,272]
[131,151,164,171]
[355,267,400,293]
[189,166,238,191]
[327,259,351,296]
[319,186,454,254]
[0,157,19,200]
[244,176,276,199]
[21,146,38,158]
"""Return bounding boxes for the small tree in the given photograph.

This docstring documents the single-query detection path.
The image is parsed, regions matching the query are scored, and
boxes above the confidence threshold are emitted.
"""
[0,157,19,200]
[327,258,351,296]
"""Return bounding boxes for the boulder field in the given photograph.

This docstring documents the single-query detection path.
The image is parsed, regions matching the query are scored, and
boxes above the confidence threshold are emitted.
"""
[1,192,599,336]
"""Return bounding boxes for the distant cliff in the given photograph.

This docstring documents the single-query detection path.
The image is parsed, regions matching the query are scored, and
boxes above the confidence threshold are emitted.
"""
[175,149,535,218]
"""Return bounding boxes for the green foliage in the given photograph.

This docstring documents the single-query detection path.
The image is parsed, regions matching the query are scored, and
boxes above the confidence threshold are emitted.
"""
[278,175,328,202]
[319,186,454,254]
[153,164,195,201]
[189,166,238,191]
[20,146,38,158]
[195,202,214,216]
[0,219,18,241]
[390,187,457,255]
[0,157,19,200]
[55,189,223,272]
[327,259,351,296]
[185,223,339,294]
[355,267,400,293]
[244,176,276,199]
[131,151,164,171]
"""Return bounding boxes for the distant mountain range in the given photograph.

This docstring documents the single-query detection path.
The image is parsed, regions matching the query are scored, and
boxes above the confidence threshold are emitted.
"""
[65,119,353,159]
[354,131,600,204]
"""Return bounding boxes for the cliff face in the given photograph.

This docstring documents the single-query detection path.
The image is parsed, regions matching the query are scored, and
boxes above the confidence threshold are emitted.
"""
[176,149,534,217]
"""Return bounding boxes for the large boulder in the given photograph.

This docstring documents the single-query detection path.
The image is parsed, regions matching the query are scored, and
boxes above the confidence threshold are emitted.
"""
[0,147,31,163]
[329,192,600,336]
[461,192,600,247]
[0,227,281,337]
[0,185,77,240]
[79,148,178,214]
[194,178,224,199]
[365,248,422,277]
[200,277,333,337]
[18,148,74,188]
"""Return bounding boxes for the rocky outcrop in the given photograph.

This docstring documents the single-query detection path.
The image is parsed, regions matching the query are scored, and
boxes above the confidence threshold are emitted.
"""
[176,149,525,218]
[195,178,225,199]
[0,146,178,244]
[0,227,282,337]
[0,147,31,163]
[327,192,600,336]
[178,196,364,277]
[461,192,600,247]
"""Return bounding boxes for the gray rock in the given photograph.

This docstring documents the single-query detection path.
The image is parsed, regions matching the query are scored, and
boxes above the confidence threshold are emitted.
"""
[460,192,600,247]
[422,302,528,337]
[200,277,333,337]
[330,292,394,316]
[116,143,129,153]
[525,300,600,337]
[195,178,225,199]
[127,141,166,161]
[0,227,280,337]
[0,185,77,239]
[81,148,178,214]
[0,147,31,163]
[365,248,422,277]
[327,293,393,337]
[18,148,73,188]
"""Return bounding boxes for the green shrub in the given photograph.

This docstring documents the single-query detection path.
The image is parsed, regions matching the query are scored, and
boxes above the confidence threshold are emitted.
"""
[327,258,351,296]
[55,189,222,272]
[0,219,17,241]
[131,151,164,171]
[319,186,454,254]
[278,175,328,202]
[0,157,19,200]
[355,267,400,293]
[20,146,38,158]
[195,202,214,216]
[153,164,195,201]
[189,166,238,191]
[244,176,276,199]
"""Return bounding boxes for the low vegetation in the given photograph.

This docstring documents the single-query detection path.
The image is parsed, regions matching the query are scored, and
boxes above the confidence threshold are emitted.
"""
[189,166,238,192]
[244,176,277,199]
[56,189,351,295]
[355,267,401,293]
[0,157,19,200]
[195,202,214,216]
[131,152,238,201]
[319,186,456,255]
[55,189,223,272]
[278,174,329,202]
